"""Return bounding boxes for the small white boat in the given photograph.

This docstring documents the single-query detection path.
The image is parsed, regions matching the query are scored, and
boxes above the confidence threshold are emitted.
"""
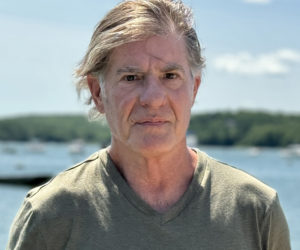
[187,133,198,147]
[280,144,300,158]
[68,139,85,155]
[27,139,45,153]
[248,147,261,157]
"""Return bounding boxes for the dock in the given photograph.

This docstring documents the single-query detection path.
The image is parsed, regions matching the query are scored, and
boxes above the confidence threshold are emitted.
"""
[0,175,52,187]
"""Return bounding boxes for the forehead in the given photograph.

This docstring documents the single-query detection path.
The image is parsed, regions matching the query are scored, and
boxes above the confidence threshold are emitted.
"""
[107,34,190,72]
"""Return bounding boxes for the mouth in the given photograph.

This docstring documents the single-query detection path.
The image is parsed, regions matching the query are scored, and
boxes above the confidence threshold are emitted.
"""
[135,119,169,126]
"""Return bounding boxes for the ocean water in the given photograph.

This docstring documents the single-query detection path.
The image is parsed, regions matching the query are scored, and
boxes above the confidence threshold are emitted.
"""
[0,142,299,249]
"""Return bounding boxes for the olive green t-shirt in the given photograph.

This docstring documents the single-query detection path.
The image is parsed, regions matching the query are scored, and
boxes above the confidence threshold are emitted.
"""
[7,148,290,250]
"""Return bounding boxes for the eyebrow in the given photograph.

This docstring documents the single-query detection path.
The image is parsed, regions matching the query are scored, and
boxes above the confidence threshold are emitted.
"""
[161,63,186,74]
[116,63,186,75]
[116,66,142,75]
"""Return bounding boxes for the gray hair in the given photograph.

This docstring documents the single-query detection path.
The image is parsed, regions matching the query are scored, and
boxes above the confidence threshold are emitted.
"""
[74,0,205,120]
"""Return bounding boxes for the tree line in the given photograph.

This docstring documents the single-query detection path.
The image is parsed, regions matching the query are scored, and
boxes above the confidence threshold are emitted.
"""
[0,111,299,147]
[189,111,300,147]
[0,115,111,145]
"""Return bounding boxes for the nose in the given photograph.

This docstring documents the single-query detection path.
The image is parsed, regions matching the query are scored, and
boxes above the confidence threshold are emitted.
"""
[139,76,166,108]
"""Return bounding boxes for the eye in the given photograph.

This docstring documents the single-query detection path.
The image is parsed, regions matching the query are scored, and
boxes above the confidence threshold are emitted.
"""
[124,75,139,81]
[162,72,182,89]
[164,73,177,79]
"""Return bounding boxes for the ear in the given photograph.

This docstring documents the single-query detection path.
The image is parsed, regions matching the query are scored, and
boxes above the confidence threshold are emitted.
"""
[87,75,105,113]
[192,75,201,105]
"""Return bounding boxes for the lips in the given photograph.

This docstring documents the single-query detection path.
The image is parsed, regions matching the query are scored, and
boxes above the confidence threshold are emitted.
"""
[134,118,169,126]
[137,121,166,126]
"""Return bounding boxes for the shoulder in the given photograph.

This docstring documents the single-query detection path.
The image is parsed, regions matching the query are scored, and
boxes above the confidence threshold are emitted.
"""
[6,150,109,249]
[25,149,105,212]
[193,149,291,249]
[196,149,277,210]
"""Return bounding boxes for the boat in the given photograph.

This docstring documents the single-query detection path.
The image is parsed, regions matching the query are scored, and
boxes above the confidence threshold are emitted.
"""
[0,175,51,187]
[68,139,85,155]
[27,139,45,153]
[280,144,300,158]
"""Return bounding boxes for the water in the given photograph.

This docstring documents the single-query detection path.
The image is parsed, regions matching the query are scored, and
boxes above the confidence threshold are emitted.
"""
[0,142,299,249]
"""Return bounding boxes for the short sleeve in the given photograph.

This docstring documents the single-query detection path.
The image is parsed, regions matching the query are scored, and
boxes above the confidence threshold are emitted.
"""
[6,199,47,250]
[261,194,291,250]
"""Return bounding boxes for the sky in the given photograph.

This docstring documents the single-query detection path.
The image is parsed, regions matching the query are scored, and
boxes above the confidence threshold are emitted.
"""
[0,0,299,118]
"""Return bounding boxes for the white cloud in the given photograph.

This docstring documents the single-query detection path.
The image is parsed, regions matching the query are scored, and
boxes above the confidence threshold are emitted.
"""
[213,49,300,75]
[243,0,272,4]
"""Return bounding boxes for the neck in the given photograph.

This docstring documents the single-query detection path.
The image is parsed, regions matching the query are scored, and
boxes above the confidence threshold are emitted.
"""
[108,141,198,212]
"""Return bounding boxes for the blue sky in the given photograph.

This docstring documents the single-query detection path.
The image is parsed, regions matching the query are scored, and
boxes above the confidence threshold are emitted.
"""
[0,0,299,118]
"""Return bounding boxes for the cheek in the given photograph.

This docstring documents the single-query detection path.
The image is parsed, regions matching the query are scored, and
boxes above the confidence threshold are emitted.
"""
[106,89,138,121]
[170,88,193,129]
[174,86,194,109]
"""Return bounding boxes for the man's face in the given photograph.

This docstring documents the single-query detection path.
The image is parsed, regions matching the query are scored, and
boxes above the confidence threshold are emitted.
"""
[91,34,200,156]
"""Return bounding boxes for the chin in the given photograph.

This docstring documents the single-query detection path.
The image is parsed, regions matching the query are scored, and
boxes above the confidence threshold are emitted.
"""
[131,135,179,156]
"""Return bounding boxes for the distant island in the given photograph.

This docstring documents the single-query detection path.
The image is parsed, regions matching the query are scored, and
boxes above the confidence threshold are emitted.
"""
[0,111,299,147]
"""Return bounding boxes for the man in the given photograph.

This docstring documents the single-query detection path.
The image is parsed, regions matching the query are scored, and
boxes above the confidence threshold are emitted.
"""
[7,0,290,249]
